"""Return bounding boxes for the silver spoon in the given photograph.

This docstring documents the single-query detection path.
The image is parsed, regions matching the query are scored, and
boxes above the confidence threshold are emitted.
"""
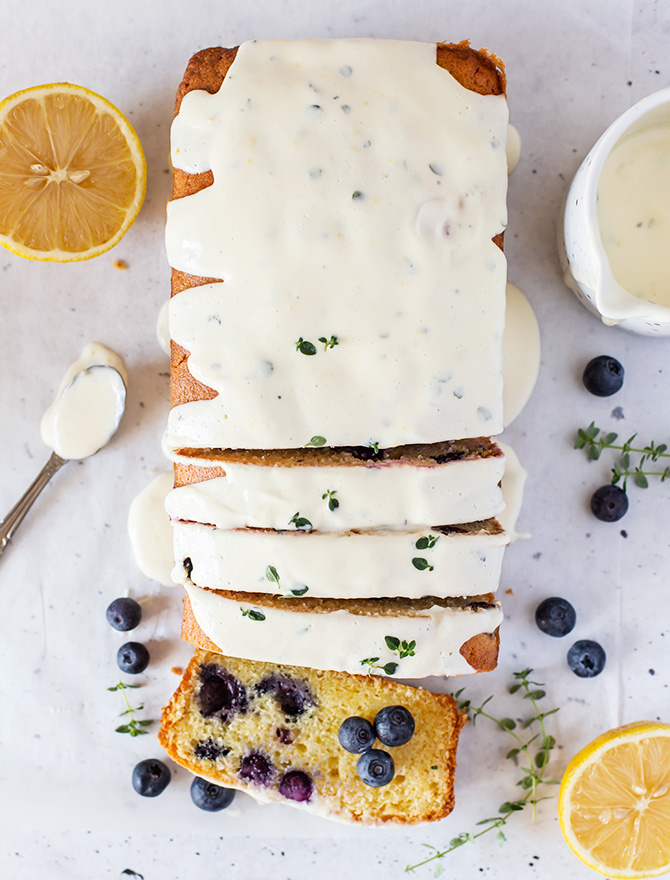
[0,365,126,559]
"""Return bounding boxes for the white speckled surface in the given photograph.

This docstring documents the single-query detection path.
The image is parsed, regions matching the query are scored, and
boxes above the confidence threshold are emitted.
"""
[1,0,670,877]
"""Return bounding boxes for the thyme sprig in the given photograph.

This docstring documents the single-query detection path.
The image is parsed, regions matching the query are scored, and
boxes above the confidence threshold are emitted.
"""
[360,656,398,676]
[266,564,308,598]
[405,668,559,874]
[289,512,313,530]
[575,422,670,490]
[319,335,339,350]
[385,635,416,659]
[108,682,153,737]
[241,607,266,621]
[322,489,340,511]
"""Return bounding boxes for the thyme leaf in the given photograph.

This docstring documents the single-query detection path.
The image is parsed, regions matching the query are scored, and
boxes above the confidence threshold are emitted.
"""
[305,436,327,447]
[295,337,317,356]
[289,512,313,531]
[322,489,340,511]
[108,681,153,737]
[241,608,266,621]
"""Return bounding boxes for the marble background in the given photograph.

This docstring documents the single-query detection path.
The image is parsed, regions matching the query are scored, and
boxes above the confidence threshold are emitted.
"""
[1,0,669,877]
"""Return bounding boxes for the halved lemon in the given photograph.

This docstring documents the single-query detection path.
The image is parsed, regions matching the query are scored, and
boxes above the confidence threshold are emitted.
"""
[559,721,670,878]
[0,83,146,261]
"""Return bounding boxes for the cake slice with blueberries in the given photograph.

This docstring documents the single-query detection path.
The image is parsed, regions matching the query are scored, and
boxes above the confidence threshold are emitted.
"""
[159,650,465,824]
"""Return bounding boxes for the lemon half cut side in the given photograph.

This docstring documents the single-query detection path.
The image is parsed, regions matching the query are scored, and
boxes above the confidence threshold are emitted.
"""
[0,83,146,261]
[558,721,670,879]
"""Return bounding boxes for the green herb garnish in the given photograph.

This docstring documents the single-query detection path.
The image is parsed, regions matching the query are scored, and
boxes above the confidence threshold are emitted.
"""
[305,436,327,447]
[385,635,416,659]
[289,512,313,531]
[369,441,380,454]
[405,669,559,873]
[575,421,670,490]
[108,682,153,737]
[318,335,339,350]
[360,657,398,676]
[266,565,280,585]
[412,557,434,572]
[322,489,340,511]
[428,162,444,176]
[241,608,266,621]
[352,190,363,199]
[266,564,309,598]
[415,535,439,550]
[295,337,317,356]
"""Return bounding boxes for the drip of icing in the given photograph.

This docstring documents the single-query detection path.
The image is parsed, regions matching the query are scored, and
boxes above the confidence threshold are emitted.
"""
[507,123,521,174]
[156,300,171,356]
[40,343,126,460]
[128,472,176,586]
[497,442,529,542]
[502,283,541,427]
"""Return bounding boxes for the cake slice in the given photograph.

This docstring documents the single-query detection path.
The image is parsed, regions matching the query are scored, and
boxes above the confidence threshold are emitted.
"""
[159,649,466,824]
[181,587,502,677]
[171,520,508,599]
[167,440,506,531]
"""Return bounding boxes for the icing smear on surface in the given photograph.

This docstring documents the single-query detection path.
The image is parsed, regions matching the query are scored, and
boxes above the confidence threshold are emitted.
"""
[128,472,177,587]
[165,39,508,450]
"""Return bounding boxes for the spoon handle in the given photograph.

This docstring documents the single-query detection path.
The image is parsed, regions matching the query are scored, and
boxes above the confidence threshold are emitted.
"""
[0,451,68,558]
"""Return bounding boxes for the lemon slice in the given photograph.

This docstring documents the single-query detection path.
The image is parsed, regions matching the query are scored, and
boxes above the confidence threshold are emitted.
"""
[0,83,146,261]
[559,721,670,878]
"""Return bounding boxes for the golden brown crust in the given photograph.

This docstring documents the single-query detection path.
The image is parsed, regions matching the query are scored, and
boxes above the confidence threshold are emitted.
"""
[181,593,500,672]
[169,40,507,419]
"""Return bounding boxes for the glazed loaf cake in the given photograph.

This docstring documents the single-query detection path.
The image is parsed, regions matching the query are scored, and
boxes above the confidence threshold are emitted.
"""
[159,650,466,824]
[165,39,508,677]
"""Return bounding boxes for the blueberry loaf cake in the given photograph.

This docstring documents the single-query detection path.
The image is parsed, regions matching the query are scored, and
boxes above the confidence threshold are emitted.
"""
[159,650,466,824]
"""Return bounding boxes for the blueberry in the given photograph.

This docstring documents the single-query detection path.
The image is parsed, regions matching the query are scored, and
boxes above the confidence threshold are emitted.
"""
[275,727,296,745]
[279,770,313,802]
[591,485,629,522]
[238,751,275,787]
[535,597,577,638]
[132,759,170,797]
[357,749,395,787]
[338,716,375,753]
[568,640,606,678]
[190,776,235,811]
[194,738,229,762]
[117,641,150,674]
[256,675,313,717]
[198,665,248,720]
[373,706,415,747]
[106,597,142,631]
[583,356,624,396]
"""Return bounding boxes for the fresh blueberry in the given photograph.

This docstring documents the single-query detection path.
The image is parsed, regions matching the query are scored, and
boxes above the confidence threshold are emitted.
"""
[132,759,170,797]
[357,749,395,787]
[106,597,142,631]
[190,776,235,811]
[279,770,313,802]
[238,751,275,787]
[568,640,606,677]
[373,706,415,747]
[117,641,150,674]
[338,716,375,753]
[535,597,577,637]
[256,675,313,717]
[591,485,629,522]
[275,727,296,745]
[194,738,229,762]
[583,356,624,396]
[198,665,248,720]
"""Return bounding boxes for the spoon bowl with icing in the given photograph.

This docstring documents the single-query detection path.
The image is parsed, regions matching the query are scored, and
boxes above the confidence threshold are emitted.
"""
[560,87,670,335]
[0,343,127,558]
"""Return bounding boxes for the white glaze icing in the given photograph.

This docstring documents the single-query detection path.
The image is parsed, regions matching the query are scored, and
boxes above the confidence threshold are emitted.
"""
[502,282,541,428]
[597,124,670,307]
[156,300,171,356]
[165,454,505,531]
[40,342,126,460]
[507,123,521,173]
[165,39,508,450]
[128,472,177,587]
[172,522,507,599]
[185,582,502,678]
[497,442,529,542]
